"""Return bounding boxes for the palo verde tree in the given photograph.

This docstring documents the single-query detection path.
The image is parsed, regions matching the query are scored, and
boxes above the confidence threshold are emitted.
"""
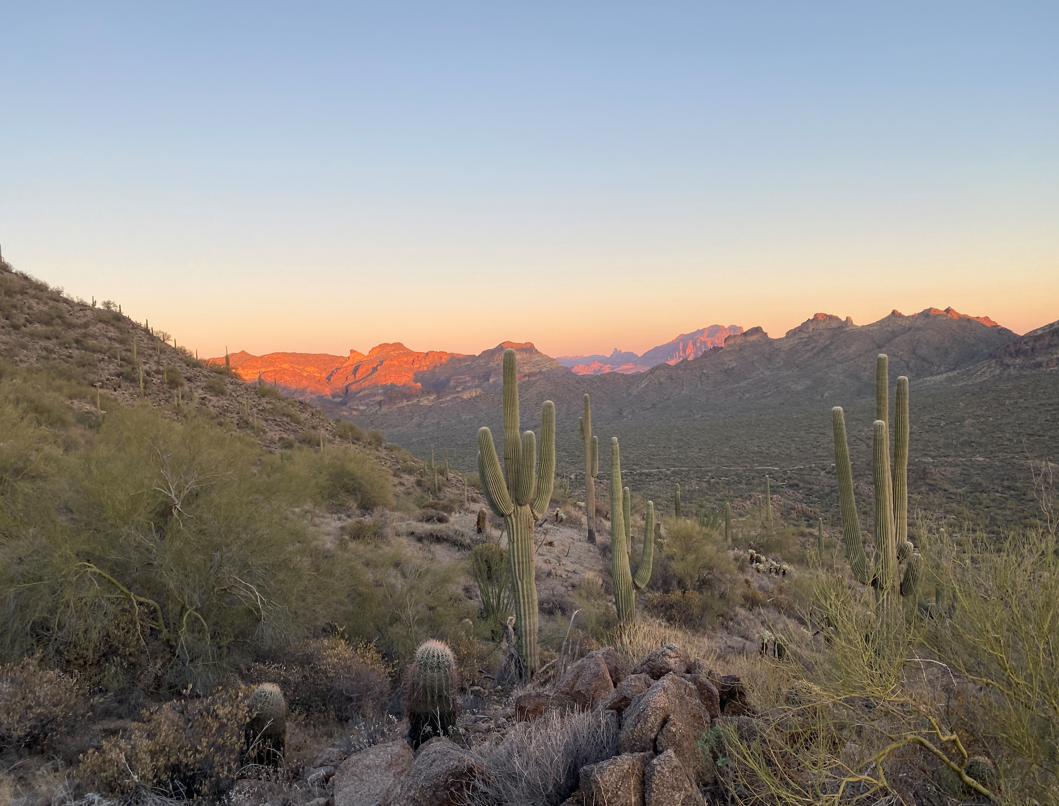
[477,348,555,676]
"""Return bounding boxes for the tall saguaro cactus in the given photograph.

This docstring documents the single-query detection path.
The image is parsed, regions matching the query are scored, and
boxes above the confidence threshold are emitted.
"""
[674,484,682,518]
[610,437,655,622]
[580,395,599,544]
[477,348,555,676]
[831,354,919,601]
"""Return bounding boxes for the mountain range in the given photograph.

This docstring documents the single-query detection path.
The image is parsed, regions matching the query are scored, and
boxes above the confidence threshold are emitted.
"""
[556,325,744,375]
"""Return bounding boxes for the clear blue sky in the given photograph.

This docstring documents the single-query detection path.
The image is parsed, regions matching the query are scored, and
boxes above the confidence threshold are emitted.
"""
[3,2,1057,357]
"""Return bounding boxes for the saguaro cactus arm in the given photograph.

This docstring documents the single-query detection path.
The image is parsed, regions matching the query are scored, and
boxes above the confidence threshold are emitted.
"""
[876,354,888,425]
[633,501,655,590]
[873,420,897,595]
[893,376,909,545]
[591,436,598,476]
[502,350,523,495]
[833,407,871,585]
[530,401,555,519]
[478,428,514,517]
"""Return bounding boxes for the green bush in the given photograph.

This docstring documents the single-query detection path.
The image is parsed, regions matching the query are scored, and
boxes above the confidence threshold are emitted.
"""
[335,420,366,443]
[307,444,395,511]
[0,406,326,692]
[204,375,227,396]
[255,383,281,399]
[367,429,384,446]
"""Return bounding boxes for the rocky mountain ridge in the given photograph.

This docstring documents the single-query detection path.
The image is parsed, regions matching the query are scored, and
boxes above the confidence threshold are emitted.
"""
[557,325,744,375]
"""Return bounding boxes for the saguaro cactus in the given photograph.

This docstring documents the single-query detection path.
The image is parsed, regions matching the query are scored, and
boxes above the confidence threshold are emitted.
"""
[765,475,773,530]
[725,502,732,545]
[477,348,555,676]
[674,484,682,518]
[580,395,599,544]
[610,437,655,622]
[405,640,459,748]
[831,354,920,600]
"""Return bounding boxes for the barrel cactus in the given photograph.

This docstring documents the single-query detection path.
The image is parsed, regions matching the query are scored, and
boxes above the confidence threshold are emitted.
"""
[831,355,922,602]
[245,683,287,766]
[580,394,599,544]
[405,640,459,748]
[476,348,555,677]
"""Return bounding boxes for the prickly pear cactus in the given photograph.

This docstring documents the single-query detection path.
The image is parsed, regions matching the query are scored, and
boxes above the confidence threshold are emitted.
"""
[405,639,459,748]
[245,683,287,766]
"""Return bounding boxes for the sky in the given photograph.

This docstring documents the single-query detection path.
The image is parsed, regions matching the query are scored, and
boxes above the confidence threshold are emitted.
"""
[2,2,1057,359]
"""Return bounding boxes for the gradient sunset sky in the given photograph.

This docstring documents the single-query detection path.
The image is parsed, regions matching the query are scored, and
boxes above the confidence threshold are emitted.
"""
[3,2,1057,359]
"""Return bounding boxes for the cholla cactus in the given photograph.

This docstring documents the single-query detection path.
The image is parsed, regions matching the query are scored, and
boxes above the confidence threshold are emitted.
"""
[405,640,459,748]
[245,683,287,766]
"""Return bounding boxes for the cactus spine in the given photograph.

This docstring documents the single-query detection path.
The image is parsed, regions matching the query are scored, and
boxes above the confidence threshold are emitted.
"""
[610,438,655,622]
[674,484,682,518]
[477,348,555,676]
[580,395,599,544]
[245,683,287,766]
[831,354,921,600]
[405,640,458,748]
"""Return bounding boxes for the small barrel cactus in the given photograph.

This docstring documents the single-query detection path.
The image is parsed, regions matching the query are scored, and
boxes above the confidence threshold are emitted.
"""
[405,639,459,748]
[245,683,287,766]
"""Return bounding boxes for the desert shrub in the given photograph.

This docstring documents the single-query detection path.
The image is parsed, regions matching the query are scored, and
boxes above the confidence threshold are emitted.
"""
[0,656,86,755]
[0,406,326,693]
[335,420,365,443]
[255,383,281,399]
[306,444,395,510]
[79,687,252,801]
[466,708,619,806]
[341,517,386,542]
[419,508,450,523]
[341,542,474,665]
[422,498,458,514]
[204,375,227,396]
[367,429,384,446]
[662,517,735,590]
[644,588,730,631]
[162,365,183,389]
[245,636,390,723]
[464,471,482,490]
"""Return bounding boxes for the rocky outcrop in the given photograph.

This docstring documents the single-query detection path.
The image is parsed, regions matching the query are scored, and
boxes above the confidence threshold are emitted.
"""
[601,673,653,715]
[784,312,854,338]
[619,674,701,754]
[551,653,615,712]
[579,752,653,806]
[632,644,691,679]
[391,738,482,806]
[560,325,743,375]
[333,740,414,806]
[644,749,705,806]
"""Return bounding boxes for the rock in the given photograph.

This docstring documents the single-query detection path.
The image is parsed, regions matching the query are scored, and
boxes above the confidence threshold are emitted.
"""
[644,749,705,806]
[514,691,551,723]
[559,791,585,806]
[655,698,716,788]
[552,653,614,712]
[682,674,721,720]
[585,646,629,685]
[632,644,691,679]
[601,673,653,715]
[715,675,754,716]
[333,740,414,806]
[314,746,351,768]
[580,752,652,806]
[619,674,699,754]
[392,738,482,806]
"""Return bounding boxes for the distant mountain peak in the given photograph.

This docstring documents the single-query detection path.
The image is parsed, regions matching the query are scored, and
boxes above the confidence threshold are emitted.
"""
[785,313,855,338]
[559,324,743,375]
[917,307,1003,328]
